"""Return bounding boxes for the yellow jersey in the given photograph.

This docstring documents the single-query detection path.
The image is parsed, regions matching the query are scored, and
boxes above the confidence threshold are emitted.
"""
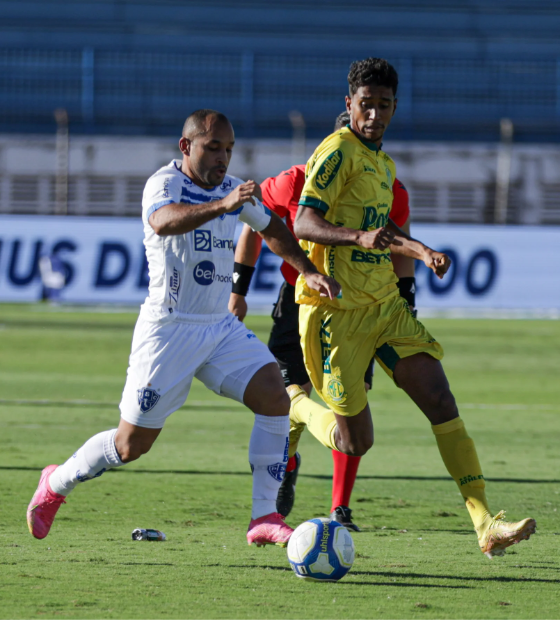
[295,125,399,310]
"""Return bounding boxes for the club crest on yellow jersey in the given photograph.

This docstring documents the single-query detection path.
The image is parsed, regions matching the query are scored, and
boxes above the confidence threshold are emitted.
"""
[315,150,344,190]
[327,368,347,404]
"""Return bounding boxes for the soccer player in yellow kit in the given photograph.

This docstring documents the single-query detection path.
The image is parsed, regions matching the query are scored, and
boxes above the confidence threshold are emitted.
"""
[290,57,536,558]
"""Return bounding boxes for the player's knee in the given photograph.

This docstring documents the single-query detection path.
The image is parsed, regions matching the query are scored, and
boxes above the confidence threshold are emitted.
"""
[266,387,290,417]
[426,387,458,423]
[434,387,457,416]
[342,434,373,457]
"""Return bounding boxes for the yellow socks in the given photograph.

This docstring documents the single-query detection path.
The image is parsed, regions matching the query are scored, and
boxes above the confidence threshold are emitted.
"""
[432,417,491,530]
[290,394,338,452]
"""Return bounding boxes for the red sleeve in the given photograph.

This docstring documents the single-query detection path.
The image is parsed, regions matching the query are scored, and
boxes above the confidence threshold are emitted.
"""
[261,165,306,234]
[260,166,305,288]
[260,171,294,219]
[390,178,410,228]
[289,166,306,216]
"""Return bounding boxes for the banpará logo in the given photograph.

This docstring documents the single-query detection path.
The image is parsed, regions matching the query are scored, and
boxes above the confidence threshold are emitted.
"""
[194,229,211,251]
[213,237,233,250]
[315,150,344,190]
[194,230,234,252]
[193,261,233,286]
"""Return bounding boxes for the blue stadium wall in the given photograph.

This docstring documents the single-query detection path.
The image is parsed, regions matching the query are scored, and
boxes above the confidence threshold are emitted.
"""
[1,0,560,141]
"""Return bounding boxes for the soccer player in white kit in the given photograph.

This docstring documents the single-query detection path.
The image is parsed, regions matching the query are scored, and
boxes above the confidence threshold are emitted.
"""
[27,109,340,548]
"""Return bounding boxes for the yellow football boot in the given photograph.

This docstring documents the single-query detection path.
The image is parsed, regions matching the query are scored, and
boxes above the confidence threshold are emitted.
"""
[477,510,536,559]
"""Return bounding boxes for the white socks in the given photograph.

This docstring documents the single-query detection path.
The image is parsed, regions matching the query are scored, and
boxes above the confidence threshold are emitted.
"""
[248,414,290,519]
[49,429,124,496]
[49,415,289,519]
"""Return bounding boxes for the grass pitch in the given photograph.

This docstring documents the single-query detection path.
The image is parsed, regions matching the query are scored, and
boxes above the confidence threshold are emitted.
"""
[0,303,559,619]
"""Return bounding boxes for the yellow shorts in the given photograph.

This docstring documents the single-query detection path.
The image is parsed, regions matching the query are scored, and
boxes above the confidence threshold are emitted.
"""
[299,295,444,416]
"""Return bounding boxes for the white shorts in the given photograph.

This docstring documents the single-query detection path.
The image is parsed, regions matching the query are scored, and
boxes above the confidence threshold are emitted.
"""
[119,313,276,428]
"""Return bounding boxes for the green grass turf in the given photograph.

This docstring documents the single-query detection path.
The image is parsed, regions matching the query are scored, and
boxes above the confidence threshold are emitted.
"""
[1,303,559,619]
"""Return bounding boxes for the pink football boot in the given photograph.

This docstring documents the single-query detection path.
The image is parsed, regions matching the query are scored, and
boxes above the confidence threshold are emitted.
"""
[247,512,294,547]
[27,465,66,539]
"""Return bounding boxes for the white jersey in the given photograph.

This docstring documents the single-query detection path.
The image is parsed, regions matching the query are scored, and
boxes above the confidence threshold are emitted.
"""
[140,160,271,321]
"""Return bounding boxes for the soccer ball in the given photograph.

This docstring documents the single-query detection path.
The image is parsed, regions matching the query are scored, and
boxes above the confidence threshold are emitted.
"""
[287,518,355,582]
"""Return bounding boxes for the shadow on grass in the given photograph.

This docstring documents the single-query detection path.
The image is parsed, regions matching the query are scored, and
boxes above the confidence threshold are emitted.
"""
[120,562,175,566]
[505,565,560,572]
[3,466,558,485]
[223,565,472,589]
[225,564,559,587]
[350,570,560,586]
[339,581,471,589]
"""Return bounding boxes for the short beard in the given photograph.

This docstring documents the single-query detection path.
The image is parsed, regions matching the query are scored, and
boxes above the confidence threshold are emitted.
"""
[206,170,224,187]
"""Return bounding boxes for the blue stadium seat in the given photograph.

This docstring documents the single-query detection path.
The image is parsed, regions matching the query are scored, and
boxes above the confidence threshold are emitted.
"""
[0,0,559,141]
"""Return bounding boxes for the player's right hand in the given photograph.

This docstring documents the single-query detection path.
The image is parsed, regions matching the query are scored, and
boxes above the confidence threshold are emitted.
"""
[228,293,248,321]
[303,271,341,301]
[222,181,261,212]
[424,250,451,279]
[357,226,396,250]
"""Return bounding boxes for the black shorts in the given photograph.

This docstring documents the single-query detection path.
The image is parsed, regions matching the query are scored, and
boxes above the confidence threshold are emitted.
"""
[268,282,374,388]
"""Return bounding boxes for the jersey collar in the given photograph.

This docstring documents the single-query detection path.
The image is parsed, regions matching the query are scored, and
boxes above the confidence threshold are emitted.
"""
[346,125,382,152]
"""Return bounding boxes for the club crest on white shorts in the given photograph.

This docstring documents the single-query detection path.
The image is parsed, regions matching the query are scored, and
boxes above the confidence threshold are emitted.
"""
[137,387,161,413]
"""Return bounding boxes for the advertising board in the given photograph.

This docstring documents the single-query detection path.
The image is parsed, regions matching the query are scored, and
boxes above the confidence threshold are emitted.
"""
[1,216,558,312]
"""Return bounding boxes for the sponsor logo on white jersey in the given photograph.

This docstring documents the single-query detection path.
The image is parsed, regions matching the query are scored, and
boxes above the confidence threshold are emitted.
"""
[194,229,233,252]
[169,267,180,304]
[193,261,233,286]
[194,229,212,251]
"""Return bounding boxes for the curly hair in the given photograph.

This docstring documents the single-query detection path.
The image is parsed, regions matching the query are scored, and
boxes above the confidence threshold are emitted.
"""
[334,111,350,131]
[347,58,398,97]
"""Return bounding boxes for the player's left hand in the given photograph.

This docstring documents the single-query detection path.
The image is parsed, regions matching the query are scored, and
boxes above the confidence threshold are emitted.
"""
[228,293,248,321]
[424,250,451,279]
[303,271,341,300]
